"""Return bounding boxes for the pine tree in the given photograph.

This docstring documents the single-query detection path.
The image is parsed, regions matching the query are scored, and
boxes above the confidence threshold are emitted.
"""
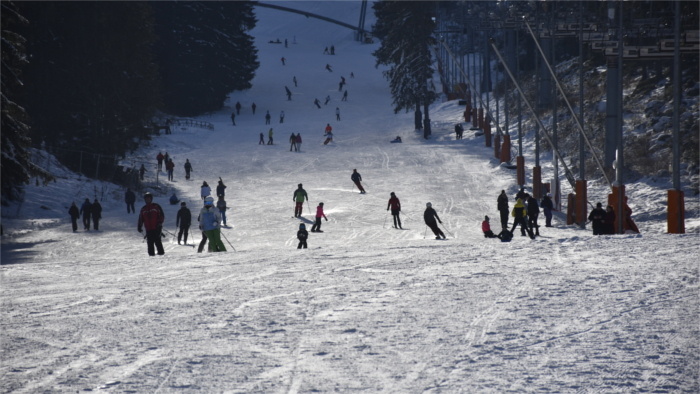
[152,2,259,116]
[1,1,52,203]
[373,1,437,137]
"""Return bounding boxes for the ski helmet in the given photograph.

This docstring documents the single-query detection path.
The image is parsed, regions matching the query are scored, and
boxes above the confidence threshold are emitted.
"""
[485,215,489,221]
[298,183,303,188]
[426,202,432,208]
[204,196,214,205]
[181,202,186,206]
[144,192,153,200]
[319,202,324,206]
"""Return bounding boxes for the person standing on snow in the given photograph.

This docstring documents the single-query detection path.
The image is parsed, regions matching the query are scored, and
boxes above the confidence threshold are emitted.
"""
[165,158,175,181]
[526,194,540,237]
[510,198,534,239]
[265,111,271,125]
[199,196,226,252]
[497,190,509,230]
[336,107,341,121]
[216,178,226,197]
[251,102,257,114]
[137,192,165,256]
[176,201,191,245]
[341,90,348,101]
[314,98,321,109]
[297,223,308,249]
[184,159,193,180]
[217,195,228,227]
[424,202,446,239]
[139,164,147,180]
[280,110,285,123]
[200,181,211,200]
[230,111,236,126]
[285,86,292,101]
[293,183,308,218]
[91,199,102,230]
[351,169,366,194]
[235,101,242,115]
[259,132,265,145]
[588,202,607,236]
[289,133,297,151]
[295,133,302,152]
[80,198,92,231]
[310,202,328,232]
[387,192,402,229]
[156,152,164,171]
[605,205,616,235]
[268,128,274,145]
[541,193,554,227]
[68,202,80,232]
[125,188,136,214]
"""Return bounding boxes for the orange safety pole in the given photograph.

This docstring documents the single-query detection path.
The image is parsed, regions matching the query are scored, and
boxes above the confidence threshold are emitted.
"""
[608,185,624,234]
[667,189,685,233]
[575,180,587,227]
[477,108,484,129]
[516,156,525,186]
[500,135,511,163]
[472,108,478,128]
[532,166,542,199]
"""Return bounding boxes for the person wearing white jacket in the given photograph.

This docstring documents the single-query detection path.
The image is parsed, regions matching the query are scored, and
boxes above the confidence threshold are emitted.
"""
[198,196,226,252]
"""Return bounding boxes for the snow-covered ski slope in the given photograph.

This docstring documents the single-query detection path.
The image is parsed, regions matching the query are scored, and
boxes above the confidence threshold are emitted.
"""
[2,2,698,392]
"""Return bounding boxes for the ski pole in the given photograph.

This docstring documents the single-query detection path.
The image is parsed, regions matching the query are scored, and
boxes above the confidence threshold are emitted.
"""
[423,225,428,239]
[439,223,454,238]
[383,211,388,228]
[220,231,236,252]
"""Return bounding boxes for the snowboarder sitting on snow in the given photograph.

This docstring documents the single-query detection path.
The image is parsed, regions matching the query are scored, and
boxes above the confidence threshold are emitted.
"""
[297,223,308,249]
[169,193,179,205]
[424,202,446,240]
[482,215,499,238]
[293,184,308,217]
[391,136,402,143]
[310,202,328,232]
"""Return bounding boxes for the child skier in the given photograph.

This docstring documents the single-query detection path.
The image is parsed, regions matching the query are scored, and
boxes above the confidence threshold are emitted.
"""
[297,223,308,249]
[310,202,328,232]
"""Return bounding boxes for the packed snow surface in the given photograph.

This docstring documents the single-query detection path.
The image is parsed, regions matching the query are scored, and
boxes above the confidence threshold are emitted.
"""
[2,2,698,393]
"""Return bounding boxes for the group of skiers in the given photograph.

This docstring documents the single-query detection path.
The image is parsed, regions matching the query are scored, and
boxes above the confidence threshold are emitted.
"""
[483,188,555,241]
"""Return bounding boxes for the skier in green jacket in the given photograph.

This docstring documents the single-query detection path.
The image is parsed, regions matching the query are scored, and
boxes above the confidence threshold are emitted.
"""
[293,183,308,218]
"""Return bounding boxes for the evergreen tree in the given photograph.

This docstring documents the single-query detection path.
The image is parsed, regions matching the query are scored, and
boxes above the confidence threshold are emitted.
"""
[1,1,52,203]
[152,2,259,116]
[373,1,437,137]
[19,2,161,173]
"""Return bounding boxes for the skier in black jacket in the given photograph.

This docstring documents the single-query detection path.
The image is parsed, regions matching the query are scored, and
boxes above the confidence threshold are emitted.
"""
[80,198,92,231]
[176,201,192,245]
[423,202,446,239]
[91,199,102,230]
[588,203,607,235]
[497,190,509,230]
[68,202,80,232]
[526,194,540,236]
[125,188,136,214]
[297,223,308,249]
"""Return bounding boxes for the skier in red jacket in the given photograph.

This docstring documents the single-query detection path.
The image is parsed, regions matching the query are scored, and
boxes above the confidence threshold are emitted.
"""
[137,192,165,256]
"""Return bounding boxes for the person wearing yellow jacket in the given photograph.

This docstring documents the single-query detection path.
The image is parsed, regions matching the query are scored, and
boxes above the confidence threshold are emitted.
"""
[510,198,534,239]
